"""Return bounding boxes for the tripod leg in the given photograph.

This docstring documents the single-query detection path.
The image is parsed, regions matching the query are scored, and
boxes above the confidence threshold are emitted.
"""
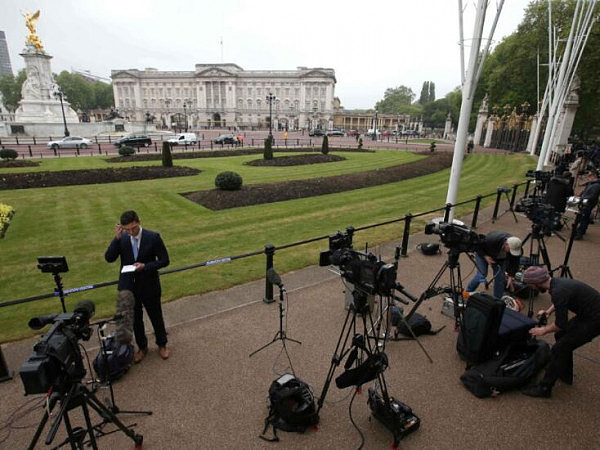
[28,405,53,450]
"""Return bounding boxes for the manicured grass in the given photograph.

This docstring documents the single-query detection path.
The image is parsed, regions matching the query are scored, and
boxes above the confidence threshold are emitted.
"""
[0,151,535,341]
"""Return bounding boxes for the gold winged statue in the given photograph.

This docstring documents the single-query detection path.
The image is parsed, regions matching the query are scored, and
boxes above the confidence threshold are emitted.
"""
[24,10,44,51]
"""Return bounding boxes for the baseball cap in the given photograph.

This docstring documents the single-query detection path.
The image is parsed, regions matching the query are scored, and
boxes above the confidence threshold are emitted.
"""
[506,236,522,256]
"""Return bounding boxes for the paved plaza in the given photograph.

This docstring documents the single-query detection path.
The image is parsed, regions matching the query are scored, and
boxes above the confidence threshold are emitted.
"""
[1,204,599,449]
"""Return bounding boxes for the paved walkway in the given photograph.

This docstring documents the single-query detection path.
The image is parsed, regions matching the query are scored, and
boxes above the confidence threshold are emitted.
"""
[1,205,599,449]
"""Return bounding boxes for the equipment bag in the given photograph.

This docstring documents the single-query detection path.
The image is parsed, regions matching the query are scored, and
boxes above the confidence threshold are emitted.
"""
[93,335,134,382]
[417,242,441,255]
[456,292,506,365]
[391,307,440,337]
[460,340,551,398]
[260,374,319,442]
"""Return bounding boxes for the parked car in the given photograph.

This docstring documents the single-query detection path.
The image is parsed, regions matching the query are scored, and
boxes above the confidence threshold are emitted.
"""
[381,130,392,138]
[309,129,325,136]
[326,129,345,137]
[47,136,92,149]
[366,129,381,137]
[113,134,152,148]
[346,129,360,137]
[167,133,198,145]
[213,134,237,145]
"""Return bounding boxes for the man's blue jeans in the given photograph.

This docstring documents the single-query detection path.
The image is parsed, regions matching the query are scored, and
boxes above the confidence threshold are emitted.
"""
[466,253,507,299]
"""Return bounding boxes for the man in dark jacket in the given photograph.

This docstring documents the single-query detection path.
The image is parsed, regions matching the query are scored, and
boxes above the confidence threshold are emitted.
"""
[574,170,600,240]
[105,210,170,363]
[545,171,574,214]
[466,231,522,299]
[521,266,600,398]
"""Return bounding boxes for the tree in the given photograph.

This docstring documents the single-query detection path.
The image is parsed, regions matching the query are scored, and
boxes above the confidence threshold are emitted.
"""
[375,85,416,113]
[418,81,436,104]
[0,70,26,111]
[321,135,329,154]
[428,82,436,103]
[161,141,173,167]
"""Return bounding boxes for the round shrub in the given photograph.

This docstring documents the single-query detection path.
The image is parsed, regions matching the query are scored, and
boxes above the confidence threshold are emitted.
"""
[215,171,243,190]
[0,148,19,161]
[118,145,135,156]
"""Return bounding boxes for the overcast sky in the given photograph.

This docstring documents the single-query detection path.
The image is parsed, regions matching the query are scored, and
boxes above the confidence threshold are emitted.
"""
[2,0,531,109]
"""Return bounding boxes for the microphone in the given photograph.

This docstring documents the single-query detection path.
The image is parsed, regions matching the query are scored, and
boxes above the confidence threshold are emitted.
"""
[73,300,96,321]
[266,268,284,289]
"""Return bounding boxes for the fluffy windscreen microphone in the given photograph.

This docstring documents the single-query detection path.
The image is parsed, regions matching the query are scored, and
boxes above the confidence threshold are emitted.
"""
[267,268,284,288]
[115,290,135,344]
[73,300,95,321]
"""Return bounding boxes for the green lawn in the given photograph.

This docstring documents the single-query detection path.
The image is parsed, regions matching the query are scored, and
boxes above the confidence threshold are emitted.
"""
[0,151,535,341]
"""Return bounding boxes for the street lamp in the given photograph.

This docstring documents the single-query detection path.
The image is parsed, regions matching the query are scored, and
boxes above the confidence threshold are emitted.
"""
[54,87,70,137]
[266,92,276,139]
[183,99,191,133]
[372,110,378,141]
[165,99,171,130]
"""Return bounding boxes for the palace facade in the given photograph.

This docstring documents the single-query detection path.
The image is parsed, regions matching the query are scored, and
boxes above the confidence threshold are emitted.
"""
[111,64,336,131]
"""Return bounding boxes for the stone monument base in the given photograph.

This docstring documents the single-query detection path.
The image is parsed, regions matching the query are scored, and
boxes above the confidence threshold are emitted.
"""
[15,99,79,123]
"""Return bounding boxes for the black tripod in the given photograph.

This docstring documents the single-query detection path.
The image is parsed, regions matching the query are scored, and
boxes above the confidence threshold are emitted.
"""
[493,187,519,224]
[28,381,143,450]
[93,320,152,421]
[411,249,471,329]
[521,222,554,318]
[553,209,581,279]
[249,277,301,361]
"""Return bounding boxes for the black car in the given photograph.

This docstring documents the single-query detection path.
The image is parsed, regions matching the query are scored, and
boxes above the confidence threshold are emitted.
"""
[213,134,237,145]
[113,134,152,148]
[326,129,345,137]
[309,129,325,137]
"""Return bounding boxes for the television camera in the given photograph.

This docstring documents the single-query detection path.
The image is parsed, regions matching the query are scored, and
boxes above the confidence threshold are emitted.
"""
[515,197,561,235]
[526,169,553,185]
[319,227,399,298]
[424,221,483,253]
[20,300,95,396]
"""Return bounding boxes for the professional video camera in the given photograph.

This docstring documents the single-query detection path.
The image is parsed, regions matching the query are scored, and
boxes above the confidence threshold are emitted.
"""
[319,228,398,297]
[19,300,95,396]
[526,169,553,184]
[515,197,561,235]
[424,221,483,253]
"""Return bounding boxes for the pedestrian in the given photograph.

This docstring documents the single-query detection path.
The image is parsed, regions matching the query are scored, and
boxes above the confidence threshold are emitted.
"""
[521,266,600,398]
[237,134,243,147]
[105,210,171,363]
[466,231,522,299]
[574,170,600,240]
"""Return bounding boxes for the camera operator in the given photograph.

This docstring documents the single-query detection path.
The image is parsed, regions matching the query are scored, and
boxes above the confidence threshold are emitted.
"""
[545,171,574,215]
[465,231,522,299]
[521,266,600,398]
[574,170,600,240]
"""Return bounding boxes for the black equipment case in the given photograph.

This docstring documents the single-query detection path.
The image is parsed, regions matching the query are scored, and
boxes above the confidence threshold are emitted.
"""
[457,292,506,364]
[497,308,537,348]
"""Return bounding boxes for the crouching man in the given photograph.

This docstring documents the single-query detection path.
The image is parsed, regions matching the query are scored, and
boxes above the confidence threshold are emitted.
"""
[521,266,600,398]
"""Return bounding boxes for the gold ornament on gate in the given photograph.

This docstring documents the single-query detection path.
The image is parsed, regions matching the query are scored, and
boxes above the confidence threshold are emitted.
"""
[24,10,44,52]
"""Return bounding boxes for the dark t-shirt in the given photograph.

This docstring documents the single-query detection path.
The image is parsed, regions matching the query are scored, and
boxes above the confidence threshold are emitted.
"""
[550,278,600,329]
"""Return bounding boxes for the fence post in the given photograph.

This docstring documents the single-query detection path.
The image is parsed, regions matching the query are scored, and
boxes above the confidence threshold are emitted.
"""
[492,189,503,222]
[263,243,275,304]
[471,195,482,228]
[443,203,452,222]
[28,145,32,157]
[400,213,412,257]
[510,184,518,208]
[0,346,13,383]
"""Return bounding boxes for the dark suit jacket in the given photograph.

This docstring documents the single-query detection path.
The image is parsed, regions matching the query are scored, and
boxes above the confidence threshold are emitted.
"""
[105,228,170,298]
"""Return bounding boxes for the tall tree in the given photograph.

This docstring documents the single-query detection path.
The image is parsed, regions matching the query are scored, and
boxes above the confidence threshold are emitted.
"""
[428,82,436,103]
[419,81,430,104]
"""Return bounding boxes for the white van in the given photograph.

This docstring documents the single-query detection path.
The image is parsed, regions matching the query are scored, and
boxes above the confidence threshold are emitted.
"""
[167,133,197,145]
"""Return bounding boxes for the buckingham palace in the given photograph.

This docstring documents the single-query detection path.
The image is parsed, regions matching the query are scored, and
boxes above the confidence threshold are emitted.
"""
[111,64,337,131]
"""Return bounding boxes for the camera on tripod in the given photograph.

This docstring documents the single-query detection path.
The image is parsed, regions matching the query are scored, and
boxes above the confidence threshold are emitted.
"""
[319,227,398,297]
[526,169,552,184]
[515,197,561,235]
[19,300,95,395]
[37,256,69,274]
[424,221,482,253]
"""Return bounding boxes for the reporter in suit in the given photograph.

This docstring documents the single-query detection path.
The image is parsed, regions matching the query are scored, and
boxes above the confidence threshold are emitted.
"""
[105,210,170,363]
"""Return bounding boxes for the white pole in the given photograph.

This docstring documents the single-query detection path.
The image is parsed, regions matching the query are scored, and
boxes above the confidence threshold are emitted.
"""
[458,0,466,86]
[446,0,497,222]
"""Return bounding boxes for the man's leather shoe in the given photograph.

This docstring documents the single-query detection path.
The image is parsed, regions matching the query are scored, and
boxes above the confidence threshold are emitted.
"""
[522,384,552,398]
[159,346,170,360]
[134,348,147,364]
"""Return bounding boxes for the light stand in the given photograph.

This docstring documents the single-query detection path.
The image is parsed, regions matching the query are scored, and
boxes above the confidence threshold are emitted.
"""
[37,256,69,313]
[249,270,301,363]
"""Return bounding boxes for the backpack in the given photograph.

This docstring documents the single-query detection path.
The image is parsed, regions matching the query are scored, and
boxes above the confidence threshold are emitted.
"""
[460,340,551,398]
[391,307,442,338]
[93,335,134,382]
[260,374,319,442]
[417,242,441,255]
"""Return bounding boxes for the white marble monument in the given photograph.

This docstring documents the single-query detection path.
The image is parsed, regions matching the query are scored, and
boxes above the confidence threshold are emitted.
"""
[14,10,78,124]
